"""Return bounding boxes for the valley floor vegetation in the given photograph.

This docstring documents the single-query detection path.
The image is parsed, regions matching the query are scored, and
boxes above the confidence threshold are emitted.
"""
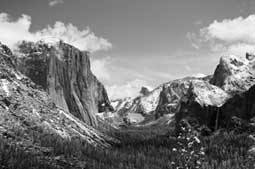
[0,126,255,169]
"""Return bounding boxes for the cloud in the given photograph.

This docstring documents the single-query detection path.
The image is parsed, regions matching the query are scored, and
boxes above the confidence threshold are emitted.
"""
[186,32,200,49]
[0,13,34,49]
[35,22,112,52]
[188,15,255,56]
[0,13,112,52]
[49,0,64,7]
[203,15,255,43]
[106,79,152,100]
[91,56,112,81]
[194,20,203,26]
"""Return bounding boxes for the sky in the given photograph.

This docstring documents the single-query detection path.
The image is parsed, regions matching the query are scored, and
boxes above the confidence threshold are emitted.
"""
[1,0,255,99]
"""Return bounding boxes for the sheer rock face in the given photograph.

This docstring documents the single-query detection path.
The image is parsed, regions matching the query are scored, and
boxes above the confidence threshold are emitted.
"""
[155,55,255,130]
[16,41,113,127]
[176,54,255,130]
[153,76,212,117]
[155,77,196,118]
[177,82,255,130]
[210,54,255,94]
[0,43,116,148]
[176,80,230,130]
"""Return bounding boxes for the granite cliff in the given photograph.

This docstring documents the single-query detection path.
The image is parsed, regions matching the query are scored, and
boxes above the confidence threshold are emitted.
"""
[0,42,116,149]
[15,40,113,127]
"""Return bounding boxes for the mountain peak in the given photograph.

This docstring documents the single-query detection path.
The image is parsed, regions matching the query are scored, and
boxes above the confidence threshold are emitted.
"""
[211,54,255,94]
[139,86,150,96]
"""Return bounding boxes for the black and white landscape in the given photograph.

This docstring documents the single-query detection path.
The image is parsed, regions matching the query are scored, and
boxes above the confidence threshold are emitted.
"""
[0,0,255,169]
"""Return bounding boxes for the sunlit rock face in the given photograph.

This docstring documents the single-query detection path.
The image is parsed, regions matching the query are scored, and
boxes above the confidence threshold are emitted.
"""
[176,80,230,130]
[112,86,162,116]
[0,42,116,148]
[176,54,255,131]
[211,54,255,94]
[155,77,197,118]
[15,40,113,127]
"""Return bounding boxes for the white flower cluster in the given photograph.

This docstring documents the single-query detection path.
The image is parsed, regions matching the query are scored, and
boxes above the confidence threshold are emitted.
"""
[169,125,206,169]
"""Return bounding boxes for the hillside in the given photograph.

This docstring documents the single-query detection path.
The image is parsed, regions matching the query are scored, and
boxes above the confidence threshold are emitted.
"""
[0,42,118,168]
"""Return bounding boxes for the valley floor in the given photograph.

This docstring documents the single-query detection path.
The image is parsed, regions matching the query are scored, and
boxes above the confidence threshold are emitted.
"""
[0,127,255,169]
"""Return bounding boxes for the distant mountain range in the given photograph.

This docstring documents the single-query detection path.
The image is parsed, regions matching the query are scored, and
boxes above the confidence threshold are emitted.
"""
[103,52,255,133]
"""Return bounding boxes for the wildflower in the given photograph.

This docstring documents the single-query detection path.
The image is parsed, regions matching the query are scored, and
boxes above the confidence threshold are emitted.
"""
[194,136,200,143]
[188,141,193,148]
[199,151,205,155]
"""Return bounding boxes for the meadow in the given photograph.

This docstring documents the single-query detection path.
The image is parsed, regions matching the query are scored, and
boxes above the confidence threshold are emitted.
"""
[0,126,254,169]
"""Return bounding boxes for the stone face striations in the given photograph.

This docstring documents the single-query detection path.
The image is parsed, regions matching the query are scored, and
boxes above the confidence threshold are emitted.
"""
[210,54,255,94]
[176,54,255,130]
[16,40,113,127]
[0,42,116,149]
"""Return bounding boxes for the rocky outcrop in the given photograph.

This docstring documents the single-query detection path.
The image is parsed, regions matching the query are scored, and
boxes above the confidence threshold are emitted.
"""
[15,40,113,127]
[155,77,197,118]
[176,80,230,130]
[210,54,255,94]
[176,54,255,131]
[139,86,150,96]
[0,42,117,148]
